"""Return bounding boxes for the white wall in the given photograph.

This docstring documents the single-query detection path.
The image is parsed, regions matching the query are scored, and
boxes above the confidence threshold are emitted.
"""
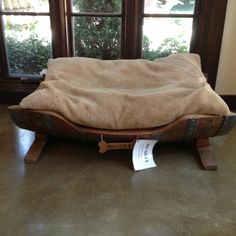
[215,0,236,95]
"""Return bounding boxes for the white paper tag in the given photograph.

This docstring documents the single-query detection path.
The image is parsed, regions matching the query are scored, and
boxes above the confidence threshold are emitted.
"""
[132,139,158,171]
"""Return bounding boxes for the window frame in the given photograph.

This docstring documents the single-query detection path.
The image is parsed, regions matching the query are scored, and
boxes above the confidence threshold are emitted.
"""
[0,1,52,79]
[191,0,228,88]
[65,0,125,58]
[0,0,228,104]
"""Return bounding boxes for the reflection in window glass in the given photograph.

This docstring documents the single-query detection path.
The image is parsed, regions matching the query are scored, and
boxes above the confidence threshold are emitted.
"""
[72,0,122,13]
[3,15,52,75]
[1,0,49,12]
[73,17,121,59]
[142,18,193,60]
[144,0,195,14]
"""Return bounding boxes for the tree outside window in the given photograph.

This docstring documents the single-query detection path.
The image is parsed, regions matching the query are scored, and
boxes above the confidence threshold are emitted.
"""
[0,0,195,76]
[72,0,122,59]
[1,0,52,75]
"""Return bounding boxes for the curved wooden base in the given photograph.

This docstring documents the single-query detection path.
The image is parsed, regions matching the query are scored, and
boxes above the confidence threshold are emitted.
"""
[7,106,236,169]
[7,106,236,143]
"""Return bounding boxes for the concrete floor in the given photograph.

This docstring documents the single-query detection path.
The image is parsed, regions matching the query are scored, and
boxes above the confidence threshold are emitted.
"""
[0,105,236,236]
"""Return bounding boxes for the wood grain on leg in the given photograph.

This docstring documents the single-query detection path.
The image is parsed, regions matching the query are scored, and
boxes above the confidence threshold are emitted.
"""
[24,133,47,164]
[196,138,217,170]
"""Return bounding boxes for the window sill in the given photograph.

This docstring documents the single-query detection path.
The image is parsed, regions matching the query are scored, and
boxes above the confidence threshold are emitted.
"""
[0,80,38,104]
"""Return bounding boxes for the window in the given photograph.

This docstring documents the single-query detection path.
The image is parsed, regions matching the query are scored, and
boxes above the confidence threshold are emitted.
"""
[142,0,195,60]
[70,0,123,59]
[0,0,52,76]
[0,0,229,92]
[0,0,197,76]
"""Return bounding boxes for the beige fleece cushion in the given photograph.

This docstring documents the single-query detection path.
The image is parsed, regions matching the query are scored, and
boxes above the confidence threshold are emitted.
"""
[20,53,230,130]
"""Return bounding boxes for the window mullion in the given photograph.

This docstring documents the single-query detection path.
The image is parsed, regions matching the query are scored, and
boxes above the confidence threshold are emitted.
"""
[65,0,74,57]
[123,0,144,59]
[0,14,9,78]
[49,0,68,58]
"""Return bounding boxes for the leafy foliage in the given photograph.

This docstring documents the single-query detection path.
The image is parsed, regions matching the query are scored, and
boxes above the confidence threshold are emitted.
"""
[6,33,51,75]
[74,16,121,59]
[157,0,195,12]
[73,0,190,60]
[157,0,167,6]
[157,0,195,6]
[5,0,193,75]
[142,35,188,60]
[72,0,121,12]
[73,0,121,59]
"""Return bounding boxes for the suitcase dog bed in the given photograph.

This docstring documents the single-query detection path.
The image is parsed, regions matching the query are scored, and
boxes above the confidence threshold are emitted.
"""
[8,54,236,170]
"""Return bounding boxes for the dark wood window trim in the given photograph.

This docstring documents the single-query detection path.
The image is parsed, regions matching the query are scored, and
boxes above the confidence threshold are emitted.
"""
[122,0,143,59]
[0,0,229,105]
[191,0,228,89]
[50,0,68,58]
[0,9,8,79]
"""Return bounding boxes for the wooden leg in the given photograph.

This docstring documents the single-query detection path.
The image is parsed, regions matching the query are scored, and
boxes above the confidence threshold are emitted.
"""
[196,138,217,170]
[24,133,47,164]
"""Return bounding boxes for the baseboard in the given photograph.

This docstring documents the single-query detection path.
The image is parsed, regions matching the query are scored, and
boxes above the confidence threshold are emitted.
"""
[220,95,236,111]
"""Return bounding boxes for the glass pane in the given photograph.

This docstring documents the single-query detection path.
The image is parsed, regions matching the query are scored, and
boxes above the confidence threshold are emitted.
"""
[1,0,49,12]
[142,18,193,60]
[3,15,52,75]
[73,16,121,59]
[72,0,122,13]
[144,0,195,14]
